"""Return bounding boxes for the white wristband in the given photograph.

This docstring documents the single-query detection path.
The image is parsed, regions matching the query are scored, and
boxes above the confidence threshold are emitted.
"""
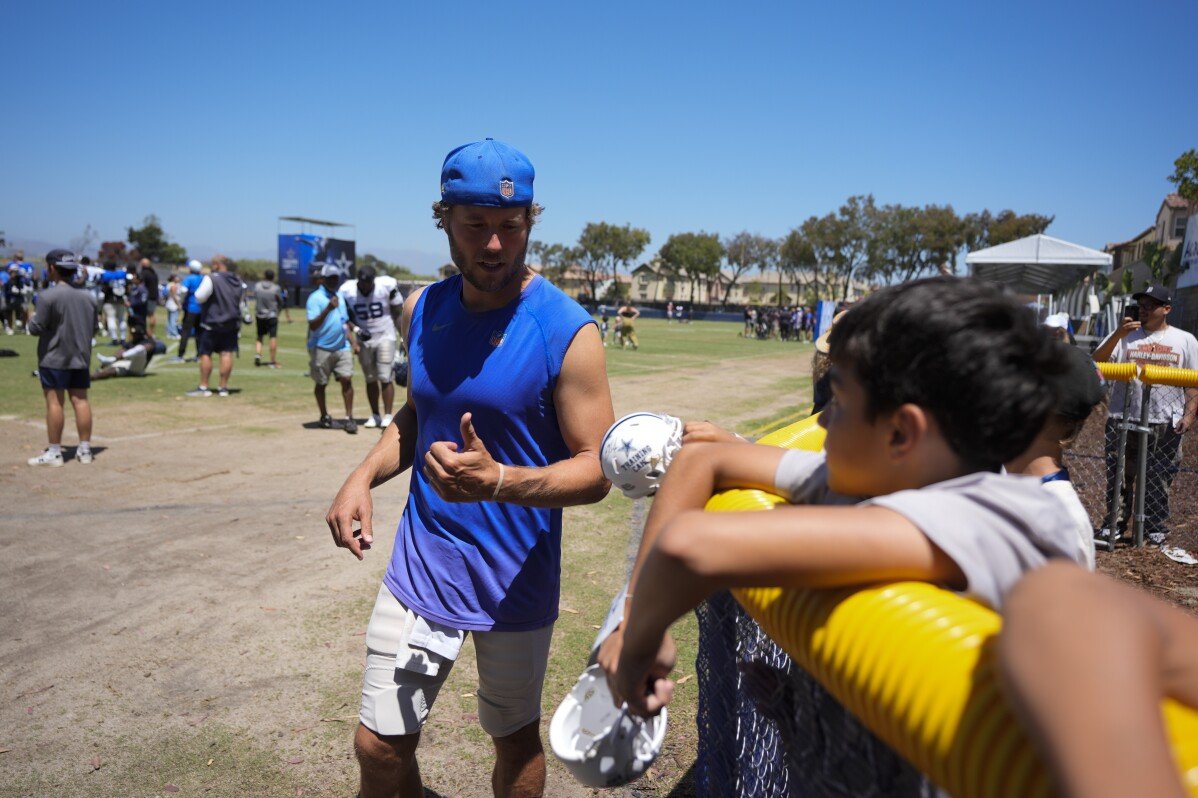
[491,463,505,501]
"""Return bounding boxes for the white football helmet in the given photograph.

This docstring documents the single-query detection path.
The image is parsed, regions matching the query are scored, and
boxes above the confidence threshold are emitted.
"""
[600,412,683,499]
[549,664,668,788]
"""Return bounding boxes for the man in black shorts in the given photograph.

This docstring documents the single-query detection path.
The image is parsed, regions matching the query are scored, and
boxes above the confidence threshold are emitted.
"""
[187,255,246,398]
[252,268,292,368]
[28,250,98,466]
[138,258,160,337]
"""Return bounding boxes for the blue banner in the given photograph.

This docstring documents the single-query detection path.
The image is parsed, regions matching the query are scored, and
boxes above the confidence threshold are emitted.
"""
[814,300,836,341]
[278,235,356,288]
[278,234,320,288]
[324,238,356,276]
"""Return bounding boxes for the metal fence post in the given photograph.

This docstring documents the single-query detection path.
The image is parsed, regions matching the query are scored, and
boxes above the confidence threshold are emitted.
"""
[1132,382,1153,548]
[1101,381,1131,551]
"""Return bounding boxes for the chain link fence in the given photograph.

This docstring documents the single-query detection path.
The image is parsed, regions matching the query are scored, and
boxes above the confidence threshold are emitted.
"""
[691,362,1198,796]
[1070,364,1198,552]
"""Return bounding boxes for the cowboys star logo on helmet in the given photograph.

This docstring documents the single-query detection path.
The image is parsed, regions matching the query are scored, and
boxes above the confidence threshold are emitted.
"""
[599,412,683,499]
[550,664,668,788]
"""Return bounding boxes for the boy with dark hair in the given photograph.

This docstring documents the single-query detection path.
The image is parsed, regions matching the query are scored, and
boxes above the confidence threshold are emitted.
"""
[1006,344,1104,569]
[600,276,1084,717]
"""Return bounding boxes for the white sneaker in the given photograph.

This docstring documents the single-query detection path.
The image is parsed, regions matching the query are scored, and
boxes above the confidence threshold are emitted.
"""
[97,354,116,366]
[380,413,393,428]
[28,449,64,467]
[186,387,213,398]
[77,448,93,464]
[364,415,381,429]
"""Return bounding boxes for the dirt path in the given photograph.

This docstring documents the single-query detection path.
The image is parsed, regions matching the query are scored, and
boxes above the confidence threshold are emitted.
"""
[0,346,810,797]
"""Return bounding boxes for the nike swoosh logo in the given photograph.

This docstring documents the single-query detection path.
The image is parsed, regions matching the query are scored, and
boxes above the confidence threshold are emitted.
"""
[432,322,452,331]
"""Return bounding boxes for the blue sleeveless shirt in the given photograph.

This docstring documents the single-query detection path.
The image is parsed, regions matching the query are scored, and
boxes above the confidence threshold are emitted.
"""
[383,274,596,631]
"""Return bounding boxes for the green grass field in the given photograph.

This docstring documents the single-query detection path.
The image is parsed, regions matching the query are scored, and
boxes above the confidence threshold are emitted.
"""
[0,312,814,423]
[0,309,816,797]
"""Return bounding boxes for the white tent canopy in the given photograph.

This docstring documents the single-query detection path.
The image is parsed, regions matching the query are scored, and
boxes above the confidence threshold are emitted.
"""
[965,234,1112,294]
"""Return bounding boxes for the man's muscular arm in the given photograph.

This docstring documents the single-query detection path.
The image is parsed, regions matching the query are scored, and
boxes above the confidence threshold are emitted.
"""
[325,289,423,559]
[423,322,614,508]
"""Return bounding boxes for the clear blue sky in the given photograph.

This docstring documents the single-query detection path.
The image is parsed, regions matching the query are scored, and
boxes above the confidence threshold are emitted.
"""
[5,0,1195,270]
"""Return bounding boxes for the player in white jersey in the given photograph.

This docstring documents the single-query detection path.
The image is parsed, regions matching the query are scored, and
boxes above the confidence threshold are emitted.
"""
[338,265,404,429]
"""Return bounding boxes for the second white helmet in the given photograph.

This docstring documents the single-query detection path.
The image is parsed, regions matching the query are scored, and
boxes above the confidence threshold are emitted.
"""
[600,412,683,499]
[549,664,668,788]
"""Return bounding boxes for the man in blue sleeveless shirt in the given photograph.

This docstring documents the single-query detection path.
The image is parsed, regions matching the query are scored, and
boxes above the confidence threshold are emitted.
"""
[326,139,615,798]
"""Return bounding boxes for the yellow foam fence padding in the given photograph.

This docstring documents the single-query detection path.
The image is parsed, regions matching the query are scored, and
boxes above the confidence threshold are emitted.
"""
[1096,361,1137,382]
[706,414,1198,797]
[1142,364,1198,389]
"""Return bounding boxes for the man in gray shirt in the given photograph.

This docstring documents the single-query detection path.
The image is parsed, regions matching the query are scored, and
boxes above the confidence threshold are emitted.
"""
[252,268,291,368]
[27,249,99,466]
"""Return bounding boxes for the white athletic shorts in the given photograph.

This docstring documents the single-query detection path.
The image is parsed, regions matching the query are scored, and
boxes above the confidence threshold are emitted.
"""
[359,584,553,738]
[309,347,353,386]
[357,338,396,383]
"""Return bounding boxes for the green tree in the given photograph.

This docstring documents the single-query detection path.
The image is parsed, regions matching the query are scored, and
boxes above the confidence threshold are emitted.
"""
[529,241,575,286]
[869,204,966,284]
[1142,242,1185,289]
[1168,148,1198,207]
[800,195,877,302]
[964,209,1054,250]
[126,214,187,264]
[575,222,651,302]
[779,228,817,303]
[723,232,778,308]
[658,232,724,306]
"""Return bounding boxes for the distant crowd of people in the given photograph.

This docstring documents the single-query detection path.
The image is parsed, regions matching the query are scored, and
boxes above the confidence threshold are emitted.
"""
[20,247,409,465]
[743,304,818,341]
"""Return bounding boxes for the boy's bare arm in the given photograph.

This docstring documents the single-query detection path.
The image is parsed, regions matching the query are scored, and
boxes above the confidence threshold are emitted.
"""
[599,442,782,688]
[626,442,785,606]
[615,504,964,715]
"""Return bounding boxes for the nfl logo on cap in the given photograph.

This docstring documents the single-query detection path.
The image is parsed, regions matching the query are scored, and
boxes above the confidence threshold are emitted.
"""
[440,138,534,208]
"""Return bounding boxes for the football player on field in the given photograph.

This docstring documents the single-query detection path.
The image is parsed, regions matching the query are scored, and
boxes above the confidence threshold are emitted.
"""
[339,265,405,429]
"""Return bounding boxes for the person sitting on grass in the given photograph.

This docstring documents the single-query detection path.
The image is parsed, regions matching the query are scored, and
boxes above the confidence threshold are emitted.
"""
[92,324,161,380]
[1005,344,1104,570]
[599,276,1087,717]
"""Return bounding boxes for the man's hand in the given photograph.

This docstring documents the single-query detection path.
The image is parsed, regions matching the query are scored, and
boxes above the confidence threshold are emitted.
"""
[325,473,374,560]
[613,631,676,718]
[423,413,500,502]
[1176,415,1195,435]
[1116,317,1141,337]
[328,294,340,308]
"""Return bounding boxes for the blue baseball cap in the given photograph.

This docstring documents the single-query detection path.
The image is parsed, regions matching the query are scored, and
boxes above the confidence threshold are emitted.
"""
[440,138,534,208]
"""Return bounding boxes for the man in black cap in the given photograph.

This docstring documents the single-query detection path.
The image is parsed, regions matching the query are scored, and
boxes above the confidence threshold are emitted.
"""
[1093,284,1198,544]
[27,250,99,466]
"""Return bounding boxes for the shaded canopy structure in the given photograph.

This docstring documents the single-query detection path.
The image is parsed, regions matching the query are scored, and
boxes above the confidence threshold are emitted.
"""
[965,234,1111,294]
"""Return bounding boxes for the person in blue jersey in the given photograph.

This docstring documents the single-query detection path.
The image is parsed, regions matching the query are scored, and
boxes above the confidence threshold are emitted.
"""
[325,139,615,798]
[174,259,205,361]
[307,263,360,433]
